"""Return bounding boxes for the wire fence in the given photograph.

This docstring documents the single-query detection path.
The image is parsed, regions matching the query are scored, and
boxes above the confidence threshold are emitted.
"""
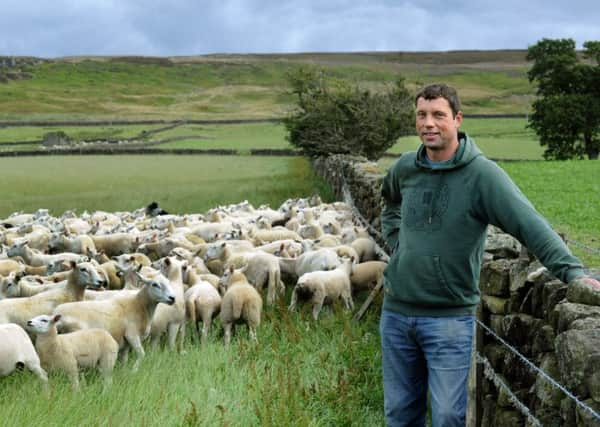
[335,157,600,425]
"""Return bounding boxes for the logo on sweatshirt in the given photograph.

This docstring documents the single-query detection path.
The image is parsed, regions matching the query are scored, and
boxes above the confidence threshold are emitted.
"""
[403,185,449,231]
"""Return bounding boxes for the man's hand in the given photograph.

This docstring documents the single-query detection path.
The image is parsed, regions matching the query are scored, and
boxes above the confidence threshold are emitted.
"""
[578,276,600,289]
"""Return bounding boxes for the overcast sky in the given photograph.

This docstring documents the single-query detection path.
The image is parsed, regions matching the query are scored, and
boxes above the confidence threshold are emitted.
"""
[2,0,600,58]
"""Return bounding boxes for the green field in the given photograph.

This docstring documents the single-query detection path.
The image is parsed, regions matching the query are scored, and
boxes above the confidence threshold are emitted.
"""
[0,118,545,159]
[0,155,332,217]
[0,50,534,121]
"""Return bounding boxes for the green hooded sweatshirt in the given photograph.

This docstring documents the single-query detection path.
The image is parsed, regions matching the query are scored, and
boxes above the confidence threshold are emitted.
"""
[381,133,584,317]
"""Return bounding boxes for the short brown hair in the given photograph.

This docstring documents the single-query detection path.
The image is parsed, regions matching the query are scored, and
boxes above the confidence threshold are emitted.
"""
[415,84,461,117]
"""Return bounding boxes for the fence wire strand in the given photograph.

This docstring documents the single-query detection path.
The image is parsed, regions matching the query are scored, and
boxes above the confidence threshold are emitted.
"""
[474,352,543,426]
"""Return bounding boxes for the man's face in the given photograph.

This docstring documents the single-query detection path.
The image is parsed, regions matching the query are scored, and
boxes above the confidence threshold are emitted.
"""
[415,96,462,153]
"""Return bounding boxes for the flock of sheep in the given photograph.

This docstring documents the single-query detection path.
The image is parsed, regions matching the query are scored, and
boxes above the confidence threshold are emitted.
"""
[0,197,387,389]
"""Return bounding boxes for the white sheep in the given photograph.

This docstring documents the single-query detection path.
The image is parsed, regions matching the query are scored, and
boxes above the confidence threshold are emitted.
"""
[7,240,86,267]
[0,258,25,277]
[184,279,222,343]
[289,257,354,320]
[278,247,341,282]
[27,314,119,389]
[90,232,139,257]
[0,273,65,299]
[53,271,175,371]
[349,261,387,294]
[350,237,381,262]
[0,261,106,329]
[149,257,186,352]
[48,232,96,255]
[219,266,263,346]
[0,323,47,383]
[207,242,284,305]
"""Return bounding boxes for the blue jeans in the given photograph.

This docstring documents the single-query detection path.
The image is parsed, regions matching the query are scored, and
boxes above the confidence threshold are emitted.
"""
[379,310,474,427]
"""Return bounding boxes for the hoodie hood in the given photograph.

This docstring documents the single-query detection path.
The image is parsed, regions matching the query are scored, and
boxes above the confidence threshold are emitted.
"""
[415,132,483,170]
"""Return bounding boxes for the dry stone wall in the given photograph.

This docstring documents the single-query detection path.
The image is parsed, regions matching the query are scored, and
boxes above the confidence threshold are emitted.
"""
[312,154,600,427]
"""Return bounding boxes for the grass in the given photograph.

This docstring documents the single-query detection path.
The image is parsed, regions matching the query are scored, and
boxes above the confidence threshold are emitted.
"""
[0,52,536,121]
[0,155,332,217]
[0,305,384,427]
[498,161,600,267]
[0,152,597,425]
[0,118,541,159]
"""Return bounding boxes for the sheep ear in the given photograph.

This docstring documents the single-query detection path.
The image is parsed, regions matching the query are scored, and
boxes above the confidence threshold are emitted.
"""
[70,260,77,269]
[165,257,171,266]
[53,314,62,323]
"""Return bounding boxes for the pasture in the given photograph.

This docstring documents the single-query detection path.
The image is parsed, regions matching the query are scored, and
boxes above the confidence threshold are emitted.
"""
[0,51,533,121]
[0,118,544,159]
[0,152,597,426]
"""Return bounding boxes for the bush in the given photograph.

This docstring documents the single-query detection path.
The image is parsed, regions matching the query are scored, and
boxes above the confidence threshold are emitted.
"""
[282,68,414,160]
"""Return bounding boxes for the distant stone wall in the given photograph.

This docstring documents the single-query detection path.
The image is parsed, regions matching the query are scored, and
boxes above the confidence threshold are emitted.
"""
[312,153,384,231]
[312,154,600,427]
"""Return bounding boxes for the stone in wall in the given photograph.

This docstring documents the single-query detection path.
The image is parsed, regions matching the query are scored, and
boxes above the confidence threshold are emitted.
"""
[534,354,563,408]
[482,295,510,315]
[486,226,522,259]
[553,302,600,333]
[532,325,555,354]
[555,328,600,400]
[480,259,514,297]
[576,399,600,427]
[567,278,600,306]
[531,279,568,322]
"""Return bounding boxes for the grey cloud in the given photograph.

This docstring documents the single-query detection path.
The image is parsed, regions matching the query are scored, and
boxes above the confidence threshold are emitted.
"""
[1,0,600,57]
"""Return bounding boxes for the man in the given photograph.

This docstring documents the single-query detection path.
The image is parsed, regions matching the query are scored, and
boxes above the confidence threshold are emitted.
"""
[379,83,600,427]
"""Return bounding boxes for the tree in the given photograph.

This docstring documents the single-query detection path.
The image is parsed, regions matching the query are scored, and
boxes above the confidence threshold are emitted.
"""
[526,38,600,160]
[282,68,414,160]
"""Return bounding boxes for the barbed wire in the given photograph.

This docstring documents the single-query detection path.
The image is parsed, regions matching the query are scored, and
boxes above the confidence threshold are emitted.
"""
[335,157,600,424]
[565,238,600,255]
[474,351,542,426]
[477,320,600,422]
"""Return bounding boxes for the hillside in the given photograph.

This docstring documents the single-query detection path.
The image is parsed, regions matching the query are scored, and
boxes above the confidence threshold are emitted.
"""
[0,50,534,121]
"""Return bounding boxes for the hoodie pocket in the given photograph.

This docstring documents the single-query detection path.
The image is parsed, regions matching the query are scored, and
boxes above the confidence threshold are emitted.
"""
[385,253,462,307]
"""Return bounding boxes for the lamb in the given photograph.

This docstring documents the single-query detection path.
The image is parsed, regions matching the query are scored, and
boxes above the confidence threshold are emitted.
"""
[48,232,96,255]
[113,252,152,268]
[53,271,175,371]
[95,260,124,290]
[27,314,118,389]
[255,240,303,258]
[0,323,47,383]
[0,273,65,299]
[289,257,355,320]
[149,257,186,352]
[0,261,106,329]
[0,258,25,276]
[7,240,86,267]
[15,223,51,252]
[219,265,263,346]
[349,261,387,294]
[90,233,139,257]
[184,279,222,343]
[350,237,381,262]
[207,242,284,305]
[278,247,341,282]
[248,227,302,246]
